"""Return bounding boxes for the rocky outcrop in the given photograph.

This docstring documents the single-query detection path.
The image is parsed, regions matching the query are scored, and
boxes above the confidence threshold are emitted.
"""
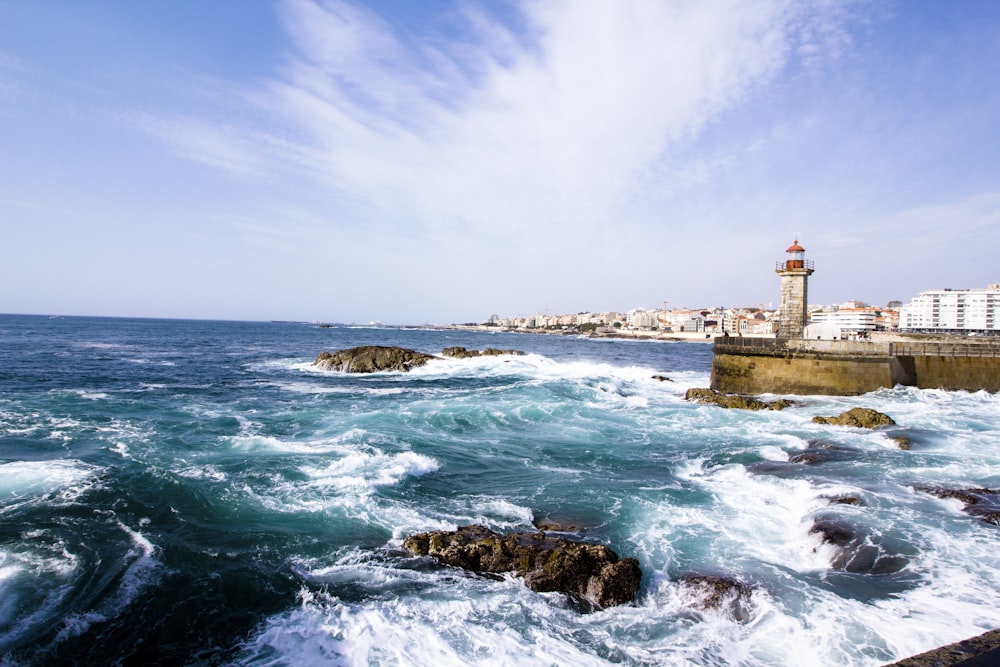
[915,486,1000,525]
[402,524,641,610]
[811,407,895,428]
[685,388,794,411]
[313,346,436,373]
[441,346,525,359]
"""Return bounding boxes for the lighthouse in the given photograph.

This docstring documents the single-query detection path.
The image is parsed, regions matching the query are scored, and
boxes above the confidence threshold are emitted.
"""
[775,239,814,339]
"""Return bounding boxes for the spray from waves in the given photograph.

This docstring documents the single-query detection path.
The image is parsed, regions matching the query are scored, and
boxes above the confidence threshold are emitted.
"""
[672,460,856,571]
[237,571,629,667]
[0,459,99,513]
[291,349,707,396]
[206,434,444,537]
[238,545,851,667]
[631,439,1000,664]
[298,450,440,494]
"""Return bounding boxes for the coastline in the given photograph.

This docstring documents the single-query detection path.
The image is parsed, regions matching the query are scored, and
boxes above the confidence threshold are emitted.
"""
[438,325,925,345]
[439,324,730,343]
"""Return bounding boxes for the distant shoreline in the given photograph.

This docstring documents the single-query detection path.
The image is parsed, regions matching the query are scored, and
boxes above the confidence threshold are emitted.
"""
[439,324,734,343]
[439,325,946,346]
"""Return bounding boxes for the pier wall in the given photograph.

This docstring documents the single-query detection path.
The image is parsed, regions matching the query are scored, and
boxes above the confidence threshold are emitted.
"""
[711,338,1000,395]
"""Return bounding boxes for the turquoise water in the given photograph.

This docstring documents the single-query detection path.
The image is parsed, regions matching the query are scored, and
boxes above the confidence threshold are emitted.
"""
[2,315,1000,665]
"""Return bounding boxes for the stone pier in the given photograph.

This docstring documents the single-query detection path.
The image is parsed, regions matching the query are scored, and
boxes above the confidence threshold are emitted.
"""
[711,337,1000,395]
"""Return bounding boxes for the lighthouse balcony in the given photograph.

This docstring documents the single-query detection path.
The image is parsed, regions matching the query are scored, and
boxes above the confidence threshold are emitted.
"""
[776,259,814,271]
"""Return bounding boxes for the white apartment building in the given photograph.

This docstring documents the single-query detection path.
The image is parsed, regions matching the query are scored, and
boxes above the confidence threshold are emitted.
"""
[809,309,878,333]
[899,284,1000,334]
[626,308,659,329]
[665,311,706,333]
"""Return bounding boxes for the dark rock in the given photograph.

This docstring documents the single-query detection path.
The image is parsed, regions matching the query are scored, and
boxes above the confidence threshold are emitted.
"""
[916,486,997,506]
[481,347,525,357]
[746,460,798,476]
[685,388,795,411]
[402,524,641,609]
[441,346,525,359]
[789,451,828,464]
[887,628,1000,667]
[915,486,1000,526]
[812,407,896,428]
[889,435,912,450]
[790,441,856,465]
[313,346,436,373]
[442,346,480,358]
[810,519,856,547]
[679,574,755,623]
[827,495,864,506]
[532,517,585,533]
[973,510,1000,526]
[651,375,673,382]
[809,519,908,574]
[805,439,851,451]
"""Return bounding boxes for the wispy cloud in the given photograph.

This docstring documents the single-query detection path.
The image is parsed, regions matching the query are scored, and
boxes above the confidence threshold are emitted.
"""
[105,0,877,318]
[139,0,853,241]
[120,110,268,176]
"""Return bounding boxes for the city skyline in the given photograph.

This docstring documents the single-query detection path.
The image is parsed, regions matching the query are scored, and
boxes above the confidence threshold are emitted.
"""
[3,1,1000,324]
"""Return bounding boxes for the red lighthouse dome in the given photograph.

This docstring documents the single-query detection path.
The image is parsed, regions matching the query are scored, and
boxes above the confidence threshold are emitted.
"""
[784,239,805,268]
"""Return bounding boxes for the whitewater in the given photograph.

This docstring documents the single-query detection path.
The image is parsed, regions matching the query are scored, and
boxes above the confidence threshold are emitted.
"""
[1,315,999,666]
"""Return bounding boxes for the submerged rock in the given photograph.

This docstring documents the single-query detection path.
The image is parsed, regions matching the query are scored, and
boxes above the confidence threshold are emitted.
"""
[402,524,642,610]
[684,388,794,411]
[810,519,857,547]
[788,451,829,465]
[441,346,525,359]
[889,435,912,450]
[313,346,436,373]
[916,486,1000,526]
[826,495,865,506]
[789,440,857,465]
[531,515,591,533]
[809,518,908,574]
[482,347,525,357]
[679,574,756,623]
[812,407,896,428]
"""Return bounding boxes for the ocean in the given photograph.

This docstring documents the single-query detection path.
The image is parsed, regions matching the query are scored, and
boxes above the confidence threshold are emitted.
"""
[2,314,999,666]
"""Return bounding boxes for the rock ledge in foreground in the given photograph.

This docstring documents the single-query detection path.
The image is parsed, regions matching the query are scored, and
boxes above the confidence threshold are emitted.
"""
[887,628,1000,666]
[402,524,641,610]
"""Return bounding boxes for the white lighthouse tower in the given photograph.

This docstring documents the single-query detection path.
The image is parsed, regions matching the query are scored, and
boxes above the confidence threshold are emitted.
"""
[775,239,814,339]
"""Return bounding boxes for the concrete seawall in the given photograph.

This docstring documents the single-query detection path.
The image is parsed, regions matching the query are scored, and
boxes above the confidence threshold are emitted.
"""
[711,337,1000,395]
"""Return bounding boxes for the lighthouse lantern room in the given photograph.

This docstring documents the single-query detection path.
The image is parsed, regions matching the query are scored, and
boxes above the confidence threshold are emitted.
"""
[775,239,815,339]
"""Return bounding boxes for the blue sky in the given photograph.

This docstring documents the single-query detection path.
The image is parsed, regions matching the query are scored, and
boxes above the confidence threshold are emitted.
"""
[2,0,999,323]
